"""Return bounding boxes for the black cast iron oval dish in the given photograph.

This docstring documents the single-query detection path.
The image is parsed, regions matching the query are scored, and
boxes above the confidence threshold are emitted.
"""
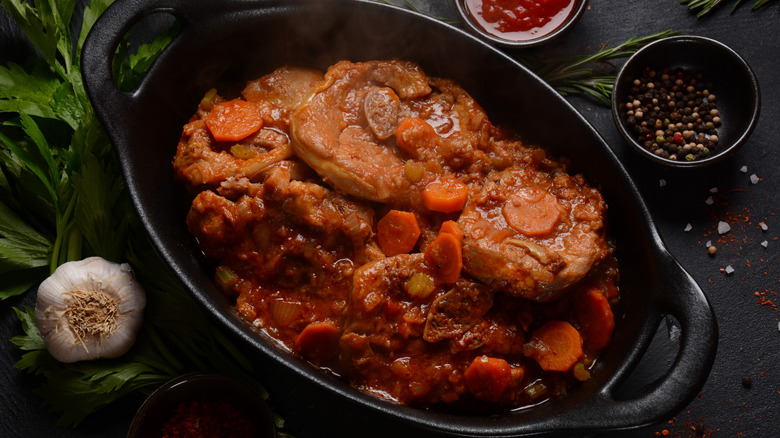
[81,1,717,436]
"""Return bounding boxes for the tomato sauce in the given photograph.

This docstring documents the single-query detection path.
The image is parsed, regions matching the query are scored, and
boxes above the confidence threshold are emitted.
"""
[465,0,577,42]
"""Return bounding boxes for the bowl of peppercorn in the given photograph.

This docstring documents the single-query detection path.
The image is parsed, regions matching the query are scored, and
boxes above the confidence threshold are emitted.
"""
[128,372,276,438]
[612,35,760,168]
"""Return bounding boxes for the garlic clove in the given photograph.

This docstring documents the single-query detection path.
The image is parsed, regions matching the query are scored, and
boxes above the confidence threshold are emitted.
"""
[34,256,147,363]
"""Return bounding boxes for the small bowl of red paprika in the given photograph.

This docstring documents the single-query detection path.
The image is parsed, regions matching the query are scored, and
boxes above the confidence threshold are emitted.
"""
[128,372,276,438]
[454,0,589,48]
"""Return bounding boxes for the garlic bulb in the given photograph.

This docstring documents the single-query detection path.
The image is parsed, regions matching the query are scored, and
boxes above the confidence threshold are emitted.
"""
[34,257,146,363]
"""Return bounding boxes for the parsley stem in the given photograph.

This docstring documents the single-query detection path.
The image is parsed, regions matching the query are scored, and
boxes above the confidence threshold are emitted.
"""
[65,227,82,263]
[144,324,184,375]
[51,195,78,273]
[213,328,253,372]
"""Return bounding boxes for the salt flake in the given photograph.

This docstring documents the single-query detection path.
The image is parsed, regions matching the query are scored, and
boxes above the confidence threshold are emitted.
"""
[750,174,760,184]
[759,222,768,231]
[684,223,693,232]
[740,165,748,173]
[717,221,731,234]
[724,265,735,275]
[705,196,714,205]
[761,240,769,248]
[659,179,667,187]
[709,187,718,194]
[705,240,712,248]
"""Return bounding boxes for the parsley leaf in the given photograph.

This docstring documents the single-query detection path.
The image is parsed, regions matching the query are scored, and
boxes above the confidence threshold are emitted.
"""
[0,60,63,120]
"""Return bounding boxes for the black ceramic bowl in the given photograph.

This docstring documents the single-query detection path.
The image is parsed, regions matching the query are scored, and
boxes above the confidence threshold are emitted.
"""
[82,1,717,436]
[454,0,589,48]
[128,372,275,438]
[612,35,760,168]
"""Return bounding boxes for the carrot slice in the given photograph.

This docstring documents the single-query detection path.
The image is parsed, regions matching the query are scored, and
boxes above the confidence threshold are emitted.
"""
[439,220,463,246]
[424,232,462,284]
[205,99,263,142]
[502,188,561,236]
[294,321,341,365]
[395,117,436,156]
[464,355,512,402]
[423,177,469,213]
[573,288,615,351]
[525,320,583,372]
[377,210,421,256]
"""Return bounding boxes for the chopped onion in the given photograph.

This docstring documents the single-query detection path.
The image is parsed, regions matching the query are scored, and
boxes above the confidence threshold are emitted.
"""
[269,300,304,326]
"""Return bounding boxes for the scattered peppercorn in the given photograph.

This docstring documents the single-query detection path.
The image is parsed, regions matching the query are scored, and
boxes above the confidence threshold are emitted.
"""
[707,245,717,256]
[620,67,721,161]
[741,376,753,388]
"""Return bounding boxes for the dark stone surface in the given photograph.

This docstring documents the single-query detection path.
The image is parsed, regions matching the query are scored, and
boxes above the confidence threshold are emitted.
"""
[1,0,777,437]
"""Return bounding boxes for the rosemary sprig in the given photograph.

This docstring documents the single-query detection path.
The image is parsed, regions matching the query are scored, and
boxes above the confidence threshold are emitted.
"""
[518,30,681,106]
[681,0,776,17]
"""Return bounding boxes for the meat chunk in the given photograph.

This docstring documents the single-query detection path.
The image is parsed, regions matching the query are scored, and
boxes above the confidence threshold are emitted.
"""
[459,164,609,301]
[423,281,493,343]
[242,66,323,122]
[290,60,496,206]
[341,254,499,405]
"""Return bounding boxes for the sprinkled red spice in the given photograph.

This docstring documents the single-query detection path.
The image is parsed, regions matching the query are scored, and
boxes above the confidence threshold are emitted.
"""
[161,400,257,438]
[755,289,777,310]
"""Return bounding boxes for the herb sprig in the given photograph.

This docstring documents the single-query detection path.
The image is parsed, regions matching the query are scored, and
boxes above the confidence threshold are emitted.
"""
[518,30,681,106]
[0,0,289,433]
[681,0,776,17]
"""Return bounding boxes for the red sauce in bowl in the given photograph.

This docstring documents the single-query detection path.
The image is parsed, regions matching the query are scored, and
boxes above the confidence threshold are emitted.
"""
[465,0,577,42]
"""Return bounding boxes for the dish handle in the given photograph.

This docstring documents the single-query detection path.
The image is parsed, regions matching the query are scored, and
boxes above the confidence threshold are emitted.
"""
[81,0,235,123]
[586,249,718,430]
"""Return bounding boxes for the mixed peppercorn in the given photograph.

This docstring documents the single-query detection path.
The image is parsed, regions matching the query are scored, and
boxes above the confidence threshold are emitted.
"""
[620,67,721,161]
